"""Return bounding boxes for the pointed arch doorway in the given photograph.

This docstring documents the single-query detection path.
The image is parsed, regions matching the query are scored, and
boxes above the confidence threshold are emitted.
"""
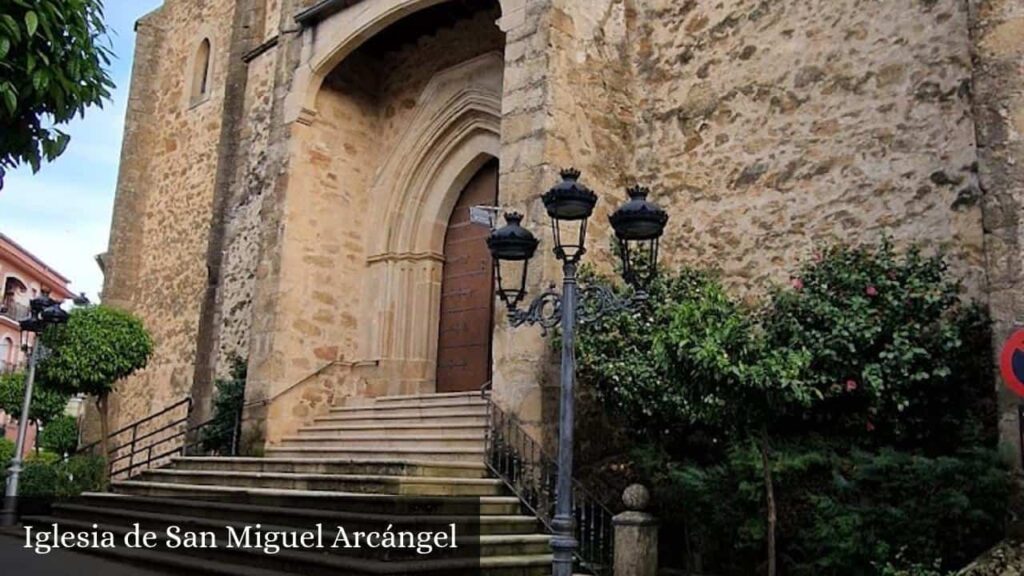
[436,159,498,393]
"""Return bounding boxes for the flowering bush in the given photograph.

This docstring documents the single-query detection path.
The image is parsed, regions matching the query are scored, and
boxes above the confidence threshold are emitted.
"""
[765,241,997,453]
[575,240,1008,575]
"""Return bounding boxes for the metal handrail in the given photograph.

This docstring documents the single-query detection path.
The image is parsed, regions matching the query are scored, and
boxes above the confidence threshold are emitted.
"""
[77,396,241,478]
[484,393,614,575]
[77,396,193,455]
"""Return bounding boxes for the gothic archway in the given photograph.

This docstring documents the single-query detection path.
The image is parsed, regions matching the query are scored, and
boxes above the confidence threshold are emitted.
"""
[286,0,521,124]
[359,53,503,395]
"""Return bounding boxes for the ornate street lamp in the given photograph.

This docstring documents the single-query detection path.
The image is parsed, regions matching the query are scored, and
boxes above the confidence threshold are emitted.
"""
[609,185,669,292]
[487,212,540,310]
[486,170,669,576]
[541,168,597,262]
[1,294,70,526]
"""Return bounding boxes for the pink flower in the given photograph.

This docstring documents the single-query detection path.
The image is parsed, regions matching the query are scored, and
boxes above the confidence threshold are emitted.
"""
[791,277,804,290]
[866,421,875,432]
[845,379,858,392]
[866,285,878,297]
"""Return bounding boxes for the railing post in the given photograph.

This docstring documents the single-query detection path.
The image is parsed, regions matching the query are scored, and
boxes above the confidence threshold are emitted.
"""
[127,425,138,476]
[613,484,658,576]
[230,408,242,456]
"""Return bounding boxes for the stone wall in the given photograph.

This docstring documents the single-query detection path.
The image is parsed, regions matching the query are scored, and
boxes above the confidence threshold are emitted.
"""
[631,0,985,297]
[969,0,1024,467]
[210,3,278,382]
[100,0,243,433]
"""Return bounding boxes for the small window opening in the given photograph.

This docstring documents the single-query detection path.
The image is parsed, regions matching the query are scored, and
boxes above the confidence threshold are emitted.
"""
[191,38,212,105]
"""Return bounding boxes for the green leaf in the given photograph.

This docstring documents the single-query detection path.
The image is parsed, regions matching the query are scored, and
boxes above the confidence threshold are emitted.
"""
[0,87,16,115]
[25,11,38,37]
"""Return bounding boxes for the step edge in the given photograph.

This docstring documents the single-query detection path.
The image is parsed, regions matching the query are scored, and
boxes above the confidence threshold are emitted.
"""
[144,469,503,485]
[110,481,520,503]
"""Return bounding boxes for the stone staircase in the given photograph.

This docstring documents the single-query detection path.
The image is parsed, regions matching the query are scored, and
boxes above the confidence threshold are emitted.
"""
[23,391,553,575]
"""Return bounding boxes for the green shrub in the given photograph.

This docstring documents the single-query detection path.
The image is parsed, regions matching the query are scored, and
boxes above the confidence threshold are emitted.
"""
[764,241,997,452]
[200,356,246,454]
[0,436,14,477]
[39,414,79,456]
[56,455,107,496]
[27,450,60,465]
[19,458,59,496]
[636,441,1010,575]
[575,240,1008,575]
[0,371,70,427]
[800,448,1011,574]
[15,454,107,497]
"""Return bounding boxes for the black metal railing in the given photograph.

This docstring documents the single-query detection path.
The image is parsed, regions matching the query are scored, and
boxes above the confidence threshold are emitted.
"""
[77,397,241,478]
[484,396,614,574]
[0,300,30,322]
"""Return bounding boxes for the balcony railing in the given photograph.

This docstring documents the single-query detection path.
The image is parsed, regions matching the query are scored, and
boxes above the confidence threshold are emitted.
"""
[0,360,19,374]
[0,300,30,322]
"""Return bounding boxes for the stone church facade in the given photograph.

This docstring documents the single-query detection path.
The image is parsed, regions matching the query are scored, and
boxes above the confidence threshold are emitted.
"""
[99,0,1024,460]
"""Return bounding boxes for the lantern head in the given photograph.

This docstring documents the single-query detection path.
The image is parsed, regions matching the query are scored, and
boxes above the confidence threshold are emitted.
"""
[541,168,597,262]
[487,212,540,309]
[609,185,669,290]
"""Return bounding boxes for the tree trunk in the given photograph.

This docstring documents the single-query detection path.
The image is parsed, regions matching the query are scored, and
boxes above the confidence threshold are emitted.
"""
[96,394,111,479]
[760,428,777,576]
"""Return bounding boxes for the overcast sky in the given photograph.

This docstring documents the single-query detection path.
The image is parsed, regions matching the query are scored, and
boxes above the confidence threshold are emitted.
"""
[0,0,164,302]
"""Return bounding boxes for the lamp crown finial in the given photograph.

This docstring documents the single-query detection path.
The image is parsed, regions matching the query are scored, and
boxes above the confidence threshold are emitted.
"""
[560,167,581,181]
[504,211,524,224]
[627,184,650,199]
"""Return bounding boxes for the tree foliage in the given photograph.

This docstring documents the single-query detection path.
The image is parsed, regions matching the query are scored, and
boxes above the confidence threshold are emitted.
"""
[579,268,810,575]
[0,0,114,185]
[37,304,152,471]
[765,241,998,451]
[39,413,78,455]
[37,305,153,398]
[200,355,247,454]
[575,241,1008,575]
[0,370,69,425]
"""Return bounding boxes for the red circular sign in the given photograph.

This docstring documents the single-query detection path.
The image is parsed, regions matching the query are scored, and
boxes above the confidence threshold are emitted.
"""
[999,329,1024,399]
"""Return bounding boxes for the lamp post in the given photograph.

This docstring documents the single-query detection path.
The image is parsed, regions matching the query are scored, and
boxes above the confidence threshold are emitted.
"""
[1,295,70,527]
[486,169,669,575]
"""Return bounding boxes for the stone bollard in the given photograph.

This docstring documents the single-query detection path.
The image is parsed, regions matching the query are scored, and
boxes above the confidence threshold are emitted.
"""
[613,484,659,576]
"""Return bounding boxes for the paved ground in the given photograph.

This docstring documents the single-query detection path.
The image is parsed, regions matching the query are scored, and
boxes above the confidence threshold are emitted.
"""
[0,531,166,576]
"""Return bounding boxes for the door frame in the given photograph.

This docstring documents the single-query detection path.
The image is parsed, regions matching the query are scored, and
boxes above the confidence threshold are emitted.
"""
[436,160,499,393]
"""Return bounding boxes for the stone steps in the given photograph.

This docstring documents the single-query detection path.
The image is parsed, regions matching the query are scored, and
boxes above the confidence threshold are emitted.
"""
[168,457,489,479]
[264,446,487,463]
[363,391,487,409]
[313,413,489,427]
[329,400,488,416]
[107,482,523,515]
[132,469,506,497]
[279,435,486,451]
[298,422,487,438]
[33,392,551,575]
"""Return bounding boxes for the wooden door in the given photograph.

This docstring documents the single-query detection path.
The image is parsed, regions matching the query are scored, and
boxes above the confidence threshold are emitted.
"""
[436,160,498,393]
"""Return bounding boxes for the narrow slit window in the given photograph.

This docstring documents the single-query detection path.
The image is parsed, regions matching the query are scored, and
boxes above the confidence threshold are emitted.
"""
[191,38,211,105]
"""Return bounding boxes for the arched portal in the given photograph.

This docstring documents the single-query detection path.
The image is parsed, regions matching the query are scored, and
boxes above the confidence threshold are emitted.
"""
[286,0,523,124]
[359,52,504,395]
[257,3,506,408]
